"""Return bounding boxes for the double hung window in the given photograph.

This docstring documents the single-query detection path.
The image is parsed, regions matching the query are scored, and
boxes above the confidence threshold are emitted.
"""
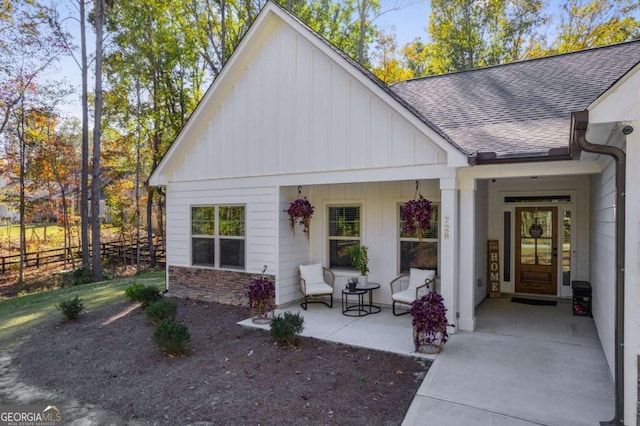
[328,206,361,269]
[191,205,245,269]
[399,204,439,273]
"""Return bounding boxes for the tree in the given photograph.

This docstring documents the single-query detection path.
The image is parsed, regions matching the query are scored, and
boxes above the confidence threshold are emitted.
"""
[104,0,208,268]
[371,29,413,83]
[91,0,105,281]
[0,2,68,284]
[0,2,68,136]
[401,38,437,77]
[425,0,545,73]
[276,0,378,66]
[550,0,640,53]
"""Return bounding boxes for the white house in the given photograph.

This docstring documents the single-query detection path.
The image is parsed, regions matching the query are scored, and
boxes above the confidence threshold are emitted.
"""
[149,2,640,423]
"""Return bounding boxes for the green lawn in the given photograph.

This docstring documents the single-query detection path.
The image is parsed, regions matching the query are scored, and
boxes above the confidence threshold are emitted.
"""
[0,271,165,350]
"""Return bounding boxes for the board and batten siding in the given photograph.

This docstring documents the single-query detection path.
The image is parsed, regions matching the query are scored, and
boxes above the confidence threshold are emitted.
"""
[278,186,312,305]
[276,180,441,307]
[168,19,446,184]
[164,182,278,274]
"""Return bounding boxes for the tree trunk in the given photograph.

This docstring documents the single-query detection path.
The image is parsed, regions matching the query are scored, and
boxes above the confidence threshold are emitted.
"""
[80,0,90,269]
[91,0,105,282]
[147,187,156,268]
[18,102,25,285]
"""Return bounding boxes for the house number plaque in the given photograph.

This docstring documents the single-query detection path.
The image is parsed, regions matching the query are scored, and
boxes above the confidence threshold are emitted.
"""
[487,240,500,298]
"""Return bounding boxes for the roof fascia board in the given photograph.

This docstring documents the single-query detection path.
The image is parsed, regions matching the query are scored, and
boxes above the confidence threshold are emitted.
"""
[165,164,457,189]
[458,159,602,180]
[588,61,640,124]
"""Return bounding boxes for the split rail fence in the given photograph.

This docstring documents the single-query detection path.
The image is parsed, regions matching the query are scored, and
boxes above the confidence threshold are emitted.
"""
[0,238,165,274]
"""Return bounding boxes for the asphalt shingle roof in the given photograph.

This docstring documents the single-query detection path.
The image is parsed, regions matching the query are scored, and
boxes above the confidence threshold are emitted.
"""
[391,41,640,159]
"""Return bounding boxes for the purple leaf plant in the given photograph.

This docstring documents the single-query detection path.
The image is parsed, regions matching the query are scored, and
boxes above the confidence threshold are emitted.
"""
[410,291,454,351]
[402,196,432,241]
[285,197,314,239]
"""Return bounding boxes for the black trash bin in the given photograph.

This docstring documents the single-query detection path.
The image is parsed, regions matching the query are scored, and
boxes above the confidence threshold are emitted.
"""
[572,281,592,317]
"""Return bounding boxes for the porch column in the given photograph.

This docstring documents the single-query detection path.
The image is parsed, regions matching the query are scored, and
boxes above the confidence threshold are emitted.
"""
[458,177,476,331]
[439,177,459,331]
[624,116,640,425]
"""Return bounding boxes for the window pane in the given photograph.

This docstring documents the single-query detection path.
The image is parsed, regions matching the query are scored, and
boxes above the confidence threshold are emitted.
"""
[192,206,215,235]
[562,211,571,286]
[400,205,439,239]
[219,206,245,236]
[192,238,215,266]
[400,241,438,272]
[329,206,360,237]
[220,239,245,269]
[329,239,358,269]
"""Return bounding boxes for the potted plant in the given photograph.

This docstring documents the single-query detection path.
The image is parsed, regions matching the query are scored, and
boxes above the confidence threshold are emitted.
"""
[348,245,369,286]
[247,274,275,324]
[410,291,453,354]
[402,195,433,241]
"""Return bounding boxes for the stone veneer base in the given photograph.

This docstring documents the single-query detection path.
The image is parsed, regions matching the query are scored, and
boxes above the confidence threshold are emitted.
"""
[168,265,274,306]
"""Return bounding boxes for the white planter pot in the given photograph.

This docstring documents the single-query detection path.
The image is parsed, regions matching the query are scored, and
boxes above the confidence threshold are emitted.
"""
[358,275,368,287]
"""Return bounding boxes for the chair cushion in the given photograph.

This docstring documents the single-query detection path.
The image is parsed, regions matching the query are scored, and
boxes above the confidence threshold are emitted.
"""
[409,268,436,291]
[300,263,325,285]
[391,289,417,304]
[305,282,333,296]
[392,286,431,304]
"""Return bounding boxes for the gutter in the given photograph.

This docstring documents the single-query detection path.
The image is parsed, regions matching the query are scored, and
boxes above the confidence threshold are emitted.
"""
[470,147,571,165]
[571,110,626,426]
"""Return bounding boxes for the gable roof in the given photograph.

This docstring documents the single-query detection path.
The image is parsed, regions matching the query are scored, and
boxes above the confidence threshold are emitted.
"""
[149,2,468,185]
[391,41,640,161]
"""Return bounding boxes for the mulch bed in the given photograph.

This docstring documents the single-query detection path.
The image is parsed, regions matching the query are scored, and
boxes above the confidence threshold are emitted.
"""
[11,298,430,425]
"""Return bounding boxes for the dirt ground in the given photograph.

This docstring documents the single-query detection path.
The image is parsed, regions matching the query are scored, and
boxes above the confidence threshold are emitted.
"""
[5,297,430,425]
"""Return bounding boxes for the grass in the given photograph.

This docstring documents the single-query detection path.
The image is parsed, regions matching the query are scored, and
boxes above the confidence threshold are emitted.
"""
[0,223,122,255]
[0,271,165,351]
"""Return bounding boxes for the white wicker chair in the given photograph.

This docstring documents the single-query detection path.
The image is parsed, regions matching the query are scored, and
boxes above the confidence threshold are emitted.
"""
[389,269,436,316]
[299,264,335,310]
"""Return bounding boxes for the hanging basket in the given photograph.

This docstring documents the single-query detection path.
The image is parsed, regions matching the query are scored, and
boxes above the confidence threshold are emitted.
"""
[402,182,433,241]
[285,187,314,239]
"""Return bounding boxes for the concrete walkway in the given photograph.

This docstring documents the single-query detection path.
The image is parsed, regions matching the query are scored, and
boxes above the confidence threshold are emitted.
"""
[240,296,615,425]
[403,297,615,425]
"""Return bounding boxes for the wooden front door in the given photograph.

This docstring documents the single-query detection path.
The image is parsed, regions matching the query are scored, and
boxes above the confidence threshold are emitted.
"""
[515,207,558,295]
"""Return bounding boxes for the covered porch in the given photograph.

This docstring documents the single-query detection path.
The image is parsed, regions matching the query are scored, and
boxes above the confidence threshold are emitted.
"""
[241,296,614,424]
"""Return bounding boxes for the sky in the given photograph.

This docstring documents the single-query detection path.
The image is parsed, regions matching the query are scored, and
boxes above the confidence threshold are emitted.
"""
[376,0,431,46]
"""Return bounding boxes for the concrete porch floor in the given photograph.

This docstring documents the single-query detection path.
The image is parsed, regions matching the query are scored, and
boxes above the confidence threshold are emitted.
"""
[239,295,615,425]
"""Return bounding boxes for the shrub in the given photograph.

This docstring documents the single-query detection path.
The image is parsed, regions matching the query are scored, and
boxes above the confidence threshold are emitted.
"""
[72,267,92,286]
[270,311,305,346]
[125,283,161,307]
[145,299,177,324]
[137,285,162,307]
[153,319,190,355]
[124,282,144,301]
[57,296,85,321]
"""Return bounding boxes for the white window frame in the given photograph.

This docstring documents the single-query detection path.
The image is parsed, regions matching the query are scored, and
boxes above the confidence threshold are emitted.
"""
[191,204,246,270]
[327,204,362,271]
